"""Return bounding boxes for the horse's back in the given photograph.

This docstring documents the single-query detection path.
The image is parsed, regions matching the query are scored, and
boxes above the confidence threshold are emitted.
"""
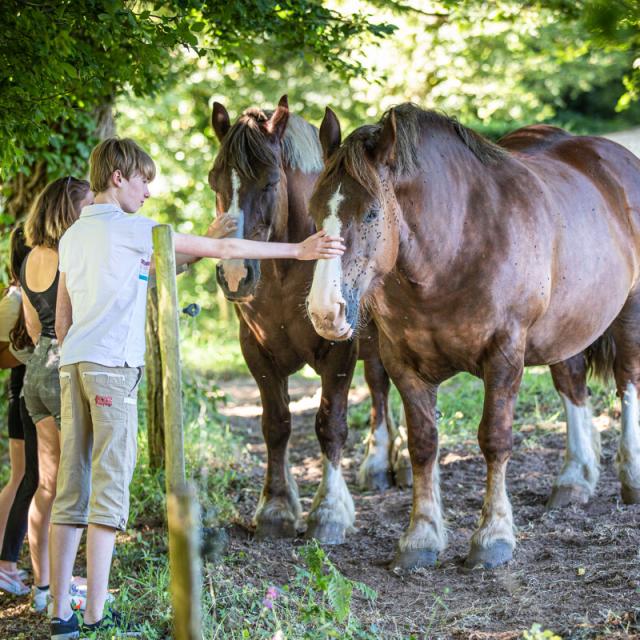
[500,125,640,237]
[499,124,572,153]
[533,133,640,241]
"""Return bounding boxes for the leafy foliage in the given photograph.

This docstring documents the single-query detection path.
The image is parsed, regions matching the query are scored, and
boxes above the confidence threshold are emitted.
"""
[533,0,640,109]
[523,623,563,640]
[0,0,394,181]
[295,541,377,631]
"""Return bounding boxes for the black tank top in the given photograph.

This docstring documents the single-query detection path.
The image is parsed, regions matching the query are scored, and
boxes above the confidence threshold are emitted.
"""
[20,256,59,340]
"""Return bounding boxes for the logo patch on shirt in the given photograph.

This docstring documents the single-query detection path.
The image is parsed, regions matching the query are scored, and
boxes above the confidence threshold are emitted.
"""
[95,395,113,407]
[139,258,151,281]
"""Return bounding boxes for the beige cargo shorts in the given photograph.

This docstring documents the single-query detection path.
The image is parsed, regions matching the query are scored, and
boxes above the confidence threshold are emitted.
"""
[52,362,143,531]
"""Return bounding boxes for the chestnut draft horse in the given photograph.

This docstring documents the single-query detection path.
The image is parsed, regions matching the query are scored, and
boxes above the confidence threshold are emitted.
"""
[207,96,409,544]
[306,103,640,569]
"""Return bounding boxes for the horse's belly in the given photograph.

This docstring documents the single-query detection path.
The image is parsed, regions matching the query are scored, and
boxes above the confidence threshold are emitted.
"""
[523,218,636,364]
[524,287,627,365]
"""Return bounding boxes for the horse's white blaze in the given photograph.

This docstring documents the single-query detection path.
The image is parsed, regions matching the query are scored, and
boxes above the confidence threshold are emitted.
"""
[308,455,355,531]
[358,413,391,487]
[554,393,600,493]
[308,186,345,323]
[399,458,446,552]
[228,169,241,218]
[472,459,516,550]
[617,382,640,489]
[221,169,248,292]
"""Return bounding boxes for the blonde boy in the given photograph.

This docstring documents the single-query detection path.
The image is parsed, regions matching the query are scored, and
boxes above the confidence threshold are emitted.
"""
[49,138,343,639]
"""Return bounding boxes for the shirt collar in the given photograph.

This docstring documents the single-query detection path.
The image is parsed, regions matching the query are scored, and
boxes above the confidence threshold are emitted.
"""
[80,203,123,218]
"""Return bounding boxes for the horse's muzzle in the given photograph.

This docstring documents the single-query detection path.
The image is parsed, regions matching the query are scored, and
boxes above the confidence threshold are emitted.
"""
[307,300,353,341]
[216,260,260,302]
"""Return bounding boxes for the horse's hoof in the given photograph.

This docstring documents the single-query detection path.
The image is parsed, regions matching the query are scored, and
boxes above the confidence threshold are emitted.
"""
[360,470,393,492]
[621,484,640,505]
[394,466,413,488]
[547,484,590,510]
[391,548,438,570]
[255,519,297,540]
[305,521,346,545]
[465,540,513,569]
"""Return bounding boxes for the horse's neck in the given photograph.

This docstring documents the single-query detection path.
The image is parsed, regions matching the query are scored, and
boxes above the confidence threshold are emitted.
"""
[394,134,494,282]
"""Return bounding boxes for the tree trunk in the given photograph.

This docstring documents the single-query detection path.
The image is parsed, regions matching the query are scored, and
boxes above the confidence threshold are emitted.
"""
[4,160,49,224]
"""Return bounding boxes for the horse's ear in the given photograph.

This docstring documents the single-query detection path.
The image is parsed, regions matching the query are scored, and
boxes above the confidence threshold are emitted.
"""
[373,109,397,166]
[266,94,289,140]
[319,107,341,162]
[212,102,231,143]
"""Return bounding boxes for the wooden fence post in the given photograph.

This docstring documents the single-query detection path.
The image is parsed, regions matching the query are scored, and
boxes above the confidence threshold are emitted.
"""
[168,485,203,640]
[153,224,185,493]
[153,224,202,639]
[145,284,165,470]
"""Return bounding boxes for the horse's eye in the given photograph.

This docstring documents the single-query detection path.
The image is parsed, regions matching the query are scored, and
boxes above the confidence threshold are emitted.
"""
[364,207,379,222]
[262,181,279,193]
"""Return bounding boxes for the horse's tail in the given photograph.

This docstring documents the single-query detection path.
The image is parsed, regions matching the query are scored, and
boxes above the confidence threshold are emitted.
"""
[585,329,616,384]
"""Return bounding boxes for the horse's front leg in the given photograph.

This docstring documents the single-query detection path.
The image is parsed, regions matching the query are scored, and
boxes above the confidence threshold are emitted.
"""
[241,331,302,539]
[547,355,600,508]
[358,353,396,491]
[466,348,523,569]
[306,344,358,544]
[389,368,444,569]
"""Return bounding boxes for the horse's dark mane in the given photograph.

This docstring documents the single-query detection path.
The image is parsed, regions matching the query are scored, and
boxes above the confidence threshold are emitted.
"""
[323,103,508,196]
[213,107,322,180]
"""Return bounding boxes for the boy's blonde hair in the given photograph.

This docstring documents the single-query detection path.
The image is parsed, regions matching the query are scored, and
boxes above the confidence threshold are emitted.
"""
[90,137,156,193]
[25,176,90,249]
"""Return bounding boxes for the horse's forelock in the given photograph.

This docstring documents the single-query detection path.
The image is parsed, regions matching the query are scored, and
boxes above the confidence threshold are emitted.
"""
[242,106,270,123]
[213,109,278,180]
[322,125,384,199]
[214,110,322,180]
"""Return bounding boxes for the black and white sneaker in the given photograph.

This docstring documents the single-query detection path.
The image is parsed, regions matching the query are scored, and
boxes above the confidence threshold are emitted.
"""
[82,608,142,637]
[50,612,80,639]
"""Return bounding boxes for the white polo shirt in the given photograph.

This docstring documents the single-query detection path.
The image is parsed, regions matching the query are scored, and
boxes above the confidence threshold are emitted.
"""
[58,204,158,368]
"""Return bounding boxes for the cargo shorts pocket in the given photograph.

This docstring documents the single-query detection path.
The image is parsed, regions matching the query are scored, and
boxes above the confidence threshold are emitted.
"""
[81,371,127,422]
[59,371,73,422]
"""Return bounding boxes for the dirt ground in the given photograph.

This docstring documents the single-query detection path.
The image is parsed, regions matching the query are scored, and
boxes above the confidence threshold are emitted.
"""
[218,375,640,640]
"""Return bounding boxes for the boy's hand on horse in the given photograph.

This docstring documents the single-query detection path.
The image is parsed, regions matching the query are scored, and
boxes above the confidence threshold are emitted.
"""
[207,214,237,239]
[297,230,345,260]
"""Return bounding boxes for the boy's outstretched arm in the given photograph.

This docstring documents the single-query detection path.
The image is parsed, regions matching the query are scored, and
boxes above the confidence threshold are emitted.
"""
[174,229,345,261]
[175,213,238,267]
[55,273,73,345]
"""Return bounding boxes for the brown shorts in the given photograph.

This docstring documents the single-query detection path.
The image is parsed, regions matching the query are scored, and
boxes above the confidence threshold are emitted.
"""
[51,362,143,530]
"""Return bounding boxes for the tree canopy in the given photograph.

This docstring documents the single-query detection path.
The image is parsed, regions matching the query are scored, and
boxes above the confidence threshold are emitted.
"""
[0,0,394,184]
[1,0,638,232]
